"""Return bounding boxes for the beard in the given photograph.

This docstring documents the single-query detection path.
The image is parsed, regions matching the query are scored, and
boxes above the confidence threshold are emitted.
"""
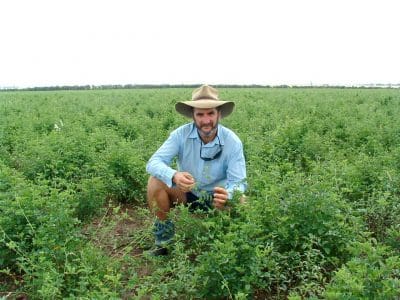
[195,121,218,138]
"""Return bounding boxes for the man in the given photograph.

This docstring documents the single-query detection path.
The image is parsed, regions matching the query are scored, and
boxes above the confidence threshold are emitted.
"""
[146,84,247,255]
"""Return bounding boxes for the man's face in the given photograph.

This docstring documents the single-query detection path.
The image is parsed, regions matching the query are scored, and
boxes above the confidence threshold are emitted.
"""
[193,107,221,137]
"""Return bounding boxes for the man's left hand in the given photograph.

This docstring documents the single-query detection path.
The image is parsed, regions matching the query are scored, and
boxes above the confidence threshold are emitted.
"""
[213,187,228,210]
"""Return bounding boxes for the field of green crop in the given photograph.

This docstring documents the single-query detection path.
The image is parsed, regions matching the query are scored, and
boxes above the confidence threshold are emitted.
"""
[1,88,400,299]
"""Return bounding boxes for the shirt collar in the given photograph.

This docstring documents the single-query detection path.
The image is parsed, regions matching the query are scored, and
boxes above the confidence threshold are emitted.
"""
[187,123,225,146]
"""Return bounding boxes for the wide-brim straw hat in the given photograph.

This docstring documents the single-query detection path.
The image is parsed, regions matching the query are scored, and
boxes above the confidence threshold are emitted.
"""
[175,85,235,118]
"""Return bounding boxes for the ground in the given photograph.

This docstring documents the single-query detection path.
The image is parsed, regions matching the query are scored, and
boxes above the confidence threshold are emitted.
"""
[83,201,156,277]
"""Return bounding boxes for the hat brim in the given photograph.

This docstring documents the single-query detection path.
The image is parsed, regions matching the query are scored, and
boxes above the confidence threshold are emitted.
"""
[175,100,235,118]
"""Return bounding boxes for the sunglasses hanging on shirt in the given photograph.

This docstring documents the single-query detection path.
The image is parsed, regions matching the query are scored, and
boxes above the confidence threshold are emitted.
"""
[200,135,223,161]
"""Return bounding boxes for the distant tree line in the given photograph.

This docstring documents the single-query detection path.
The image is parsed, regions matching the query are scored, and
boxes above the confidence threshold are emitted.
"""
[1,84,270,91]
[1,83,399,92]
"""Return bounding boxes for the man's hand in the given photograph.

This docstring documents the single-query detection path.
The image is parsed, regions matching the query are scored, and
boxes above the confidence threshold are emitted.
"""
[173,172,195,192]
[213,186,229,210]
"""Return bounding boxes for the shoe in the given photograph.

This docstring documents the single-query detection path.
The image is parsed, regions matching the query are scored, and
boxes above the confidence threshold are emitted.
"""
[147,219,174,257]
[154,219,175,246]
[146,246,168,257]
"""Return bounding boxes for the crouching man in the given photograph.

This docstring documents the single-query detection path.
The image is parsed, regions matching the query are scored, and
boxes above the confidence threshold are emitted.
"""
[146,84,247,255]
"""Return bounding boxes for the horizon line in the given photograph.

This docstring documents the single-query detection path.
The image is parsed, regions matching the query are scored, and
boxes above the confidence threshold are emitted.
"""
[1,82,400,91]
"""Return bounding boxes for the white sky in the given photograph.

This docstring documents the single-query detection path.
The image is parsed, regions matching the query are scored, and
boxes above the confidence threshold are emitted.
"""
[0,0,399,88]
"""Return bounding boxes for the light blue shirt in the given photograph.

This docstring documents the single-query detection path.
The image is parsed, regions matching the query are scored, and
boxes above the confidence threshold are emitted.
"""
[146,122,247,199]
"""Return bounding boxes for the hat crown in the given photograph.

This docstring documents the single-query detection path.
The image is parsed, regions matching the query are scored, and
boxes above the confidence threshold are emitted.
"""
[192,85,219,101]
[175,84,235,119]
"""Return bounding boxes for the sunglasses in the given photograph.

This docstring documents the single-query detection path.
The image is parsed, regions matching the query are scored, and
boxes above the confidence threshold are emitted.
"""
[200,135,223,161]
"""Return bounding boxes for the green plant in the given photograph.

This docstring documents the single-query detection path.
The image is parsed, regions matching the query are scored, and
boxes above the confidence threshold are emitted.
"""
[324,240,400,299]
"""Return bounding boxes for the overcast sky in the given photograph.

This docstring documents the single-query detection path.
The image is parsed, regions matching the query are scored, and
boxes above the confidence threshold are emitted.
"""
[1,0,399,88]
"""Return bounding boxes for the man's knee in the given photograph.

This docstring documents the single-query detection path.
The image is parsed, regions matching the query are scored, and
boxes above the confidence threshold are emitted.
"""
[147,176,168,195]
[148,176,166,188]
[147,176,166,201]
[147,176,186,205]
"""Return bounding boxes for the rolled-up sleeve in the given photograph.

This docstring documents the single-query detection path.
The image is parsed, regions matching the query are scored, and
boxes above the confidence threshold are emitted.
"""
[146,130,180,187]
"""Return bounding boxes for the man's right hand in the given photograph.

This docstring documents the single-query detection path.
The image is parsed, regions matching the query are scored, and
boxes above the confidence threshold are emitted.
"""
[172,172,195,192]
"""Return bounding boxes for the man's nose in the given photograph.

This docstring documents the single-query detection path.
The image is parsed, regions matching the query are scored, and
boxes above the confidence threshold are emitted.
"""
[202,117,211,124]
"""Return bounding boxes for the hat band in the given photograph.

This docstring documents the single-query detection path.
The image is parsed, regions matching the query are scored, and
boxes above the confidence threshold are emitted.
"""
[193,97,218,101]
